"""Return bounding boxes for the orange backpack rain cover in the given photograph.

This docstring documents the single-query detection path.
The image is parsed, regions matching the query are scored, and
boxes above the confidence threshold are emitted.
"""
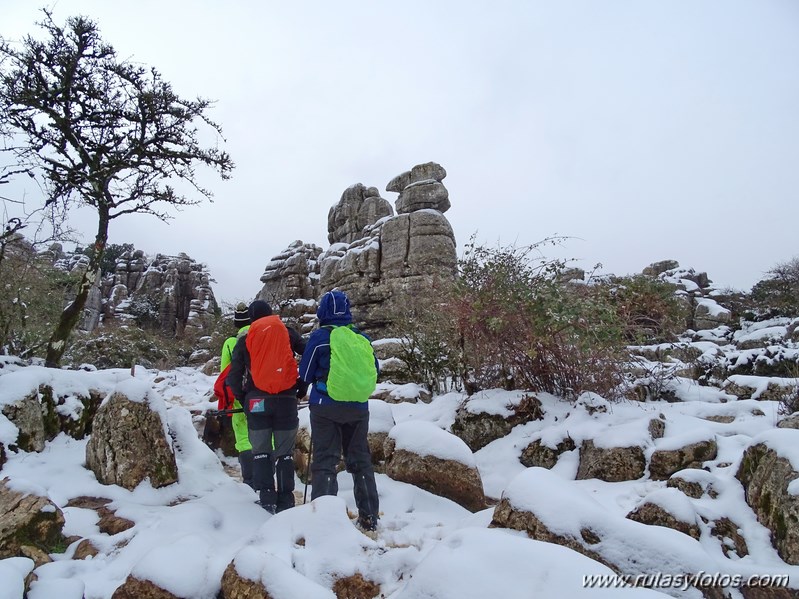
[245,315,298,393]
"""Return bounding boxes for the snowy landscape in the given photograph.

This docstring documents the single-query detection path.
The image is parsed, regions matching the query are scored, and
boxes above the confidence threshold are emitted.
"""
[1,306,799,599]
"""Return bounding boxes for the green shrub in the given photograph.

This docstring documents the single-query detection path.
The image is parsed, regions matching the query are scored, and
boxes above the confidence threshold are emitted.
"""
[385,281,465,394]
[751,256,799,319]
[594,274,690,344]
[448,237,632,399]
[0,238,81,358]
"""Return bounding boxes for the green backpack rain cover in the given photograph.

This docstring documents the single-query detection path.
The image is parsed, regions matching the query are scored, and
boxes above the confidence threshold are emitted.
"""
[326,325,378,402]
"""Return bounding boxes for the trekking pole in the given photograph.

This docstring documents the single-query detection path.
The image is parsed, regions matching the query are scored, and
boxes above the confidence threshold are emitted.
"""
[207,408,244,417]
[303,437,313,504]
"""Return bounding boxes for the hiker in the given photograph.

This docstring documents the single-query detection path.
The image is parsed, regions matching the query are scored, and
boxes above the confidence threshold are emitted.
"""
[218,302,254,488]
[299,289,381,532]
[227,300,307,514]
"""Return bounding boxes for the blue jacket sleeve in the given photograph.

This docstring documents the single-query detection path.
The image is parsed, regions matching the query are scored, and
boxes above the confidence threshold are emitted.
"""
[299,329,328,383]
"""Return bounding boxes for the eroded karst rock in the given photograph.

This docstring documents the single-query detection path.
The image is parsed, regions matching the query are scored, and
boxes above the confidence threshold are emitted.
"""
[649,436,718,480]
[0,478,66,561]
[519,436,576,469]
[253,161,457,335]
[384,421,485,511]
[111,576,182,599]
[736,432,799,564]
[490,468,721,597]
[625,489,701,540]
[576,440,646,482]
[45,245,218,337]
[328,183,394,245]
[85,388,178,490]
[257,240,323,304]
[451,393,544,452]
[387,162,450,214]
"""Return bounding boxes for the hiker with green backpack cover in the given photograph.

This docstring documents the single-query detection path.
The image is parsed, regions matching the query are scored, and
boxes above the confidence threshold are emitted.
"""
[299,289,381,532]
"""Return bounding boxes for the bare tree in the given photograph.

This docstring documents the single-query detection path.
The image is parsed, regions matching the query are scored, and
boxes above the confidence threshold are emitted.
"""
[0,10,234,365]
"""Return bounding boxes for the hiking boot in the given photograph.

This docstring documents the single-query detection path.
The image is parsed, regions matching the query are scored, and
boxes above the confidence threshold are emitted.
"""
[260,502,277,514]
[356,514,378,532]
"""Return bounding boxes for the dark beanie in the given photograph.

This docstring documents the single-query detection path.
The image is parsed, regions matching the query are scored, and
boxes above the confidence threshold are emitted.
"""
[248,299,273,322]
[233,302,250,327]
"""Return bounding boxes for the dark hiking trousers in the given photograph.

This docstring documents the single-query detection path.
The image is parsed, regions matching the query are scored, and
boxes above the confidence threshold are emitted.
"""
[309,404,379,521]
[245,394,299,513]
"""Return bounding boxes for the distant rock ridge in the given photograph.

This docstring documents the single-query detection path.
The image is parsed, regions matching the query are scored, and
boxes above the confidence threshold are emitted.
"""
[642,259,732,331]
[254,161,457,334]
[46,245,218,336]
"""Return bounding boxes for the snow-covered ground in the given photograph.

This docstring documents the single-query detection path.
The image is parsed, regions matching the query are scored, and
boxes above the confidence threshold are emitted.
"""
[0,354,798,598]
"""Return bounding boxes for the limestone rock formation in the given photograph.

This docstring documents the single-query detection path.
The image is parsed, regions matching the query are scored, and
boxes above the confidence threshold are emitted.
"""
[490,468,721,597]
[320,207,457,331]
[625,489,701,539]
[648,437,718,480]
[644,260,731,331]
[85,390,178,490]
[111,576,181,599]
[0,478,66,560]
[387,162,450,214]
[576,440,647,482]
[255,240,323,333]
[221,562,277,599]
[328,183,394,244]
[519,436,576,469]
[384,422,485,512]
[45,245,219,337]
[736,434,799,564]
[252,161,458,335]
[450,393,544,452]
[0,383,104,453]
[257,240,323,303]
[66,496,135,536]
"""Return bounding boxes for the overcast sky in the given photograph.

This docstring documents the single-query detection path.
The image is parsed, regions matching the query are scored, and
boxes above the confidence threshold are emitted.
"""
[4,0,799,305]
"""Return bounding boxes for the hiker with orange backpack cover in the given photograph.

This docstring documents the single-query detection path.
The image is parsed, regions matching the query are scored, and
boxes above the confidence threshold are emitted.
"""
[212,302,254,487]
[227,300,307,513]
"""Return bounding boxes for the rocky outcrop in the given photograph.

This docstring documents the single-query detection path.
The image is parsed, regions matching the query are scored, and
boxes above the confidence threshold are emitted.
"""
[646,261,731,331]
[320,202,457,331]
[451,394,544,452]
[649,437,718,480]
[490,468,722,598]
[384,423,485,512]
[65,497,135,536]
[252,162,458,335]
[111,576,181,599]
[221,562,276,599]
[0,383,104,452]
[85,391,178,490]
[328,184,394,245]
[519,436,576,469]
[46,245,218,337]
[576,440,646,482]
[626,490,701,540]
[736,433,799,564]
[1,388,53,453]
[221,549,338,598]
[0,478,66,560]
[388,162,450,214]
[256,240,323,309]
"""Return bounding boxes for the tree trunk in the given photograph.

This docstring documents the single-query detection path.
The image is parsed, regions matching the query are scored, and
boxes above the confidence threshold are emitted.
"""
[44,209,109,367]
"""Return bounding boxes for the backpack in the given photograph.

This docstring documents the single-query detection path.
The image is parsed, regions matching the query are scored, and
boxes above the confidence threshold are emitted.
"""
[213,363,234,410]
[245,315,298,393]
[325,325,378,402]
